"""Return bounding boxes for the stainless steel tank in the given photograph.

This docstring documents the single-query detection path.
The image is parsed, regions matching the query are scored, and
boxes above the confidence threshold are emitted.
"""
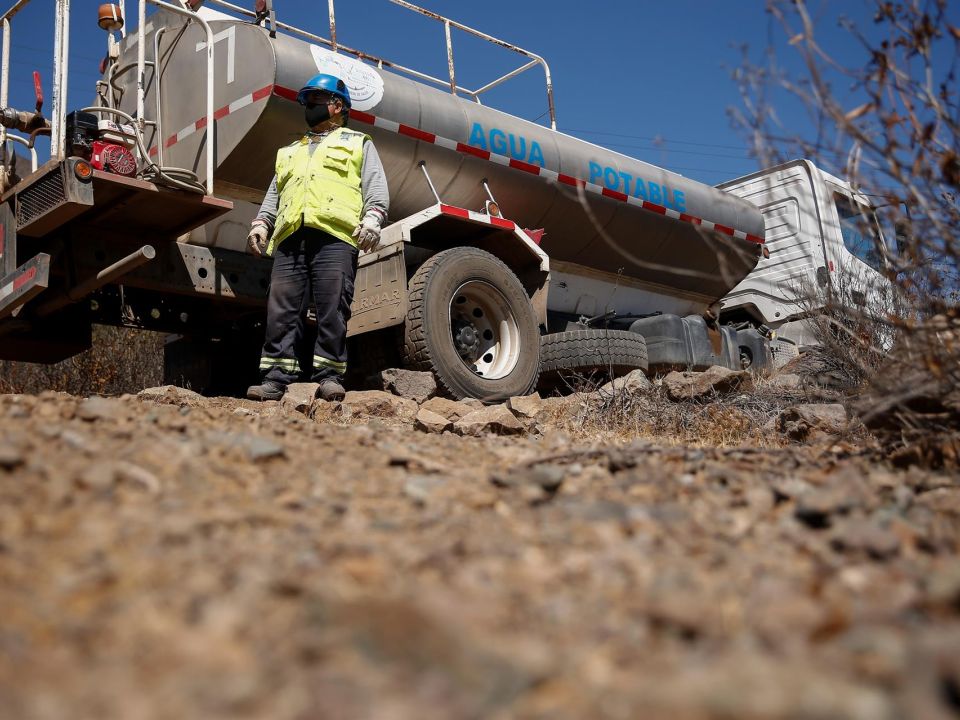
[113,8,764,312]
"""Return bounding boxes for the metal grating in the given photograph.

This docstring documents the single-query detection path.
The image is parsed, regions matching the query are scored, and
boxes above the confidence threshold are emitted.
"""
[16,170,67,229]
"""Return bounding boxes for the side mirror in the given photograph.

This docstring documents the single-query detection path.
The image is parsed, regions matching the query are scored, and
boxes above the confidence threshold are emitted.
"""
[894,218,912,255]
[816,265,829,287]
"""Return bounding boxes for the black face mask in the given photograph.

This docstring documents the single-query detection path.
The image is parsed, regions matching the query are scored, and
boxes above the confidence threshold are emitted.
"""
[304,102,331,128]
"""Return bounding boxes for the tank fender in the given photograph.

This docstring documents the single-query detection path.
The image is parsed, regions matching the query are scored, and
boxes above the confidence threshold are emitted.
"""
[379,203,550,327]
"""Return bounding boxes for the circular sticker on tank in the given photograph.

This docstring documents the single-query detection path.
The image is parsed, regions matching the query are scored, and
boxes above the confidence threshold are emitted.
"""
[310,45,384,111]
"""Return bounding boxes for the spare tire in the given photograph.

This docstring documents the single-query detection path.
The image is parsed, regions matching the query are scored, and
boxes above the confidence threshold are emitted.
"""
[403,247,540,402]
[539,329,648,391]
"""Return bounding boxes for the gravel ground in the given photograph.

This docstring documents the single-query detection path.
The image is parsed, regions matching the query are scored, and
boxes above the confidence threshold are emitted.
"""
[0,390,958,720]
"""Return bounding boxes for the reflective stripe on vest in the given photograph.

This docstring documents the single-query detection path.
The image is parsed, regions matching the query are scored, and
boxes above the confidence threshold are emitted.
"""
[268,126,368,255]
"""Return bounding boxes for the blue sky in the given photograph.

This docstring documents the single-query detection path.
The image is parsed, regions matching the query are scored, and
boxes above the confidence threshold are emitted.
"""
[0,0,946,185]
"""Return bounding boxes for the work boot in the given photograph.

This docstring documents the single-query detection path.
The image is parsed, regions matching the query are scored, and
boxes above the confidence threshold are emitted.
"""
[246,380,286,401]
[315,377,346,402]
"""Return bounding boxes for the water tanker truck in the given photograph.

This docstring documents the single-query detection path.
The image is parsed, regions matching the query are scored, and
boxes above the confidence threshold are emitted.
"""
[0,1,885,399]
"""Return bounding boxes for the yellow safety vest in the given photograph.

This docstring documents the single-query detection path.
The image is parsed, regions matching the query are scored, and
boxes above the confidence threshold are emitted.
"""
[268,126,368,255]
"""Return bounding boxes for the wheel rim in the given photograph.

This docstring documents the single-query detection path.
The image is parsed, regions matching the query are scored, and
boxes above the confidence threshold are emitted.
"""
[449,280,521,380]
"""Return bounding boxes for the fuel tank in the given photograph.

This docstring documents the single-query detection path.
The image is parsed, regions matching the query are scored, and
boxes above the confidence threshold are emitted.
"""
[114,9,764,313]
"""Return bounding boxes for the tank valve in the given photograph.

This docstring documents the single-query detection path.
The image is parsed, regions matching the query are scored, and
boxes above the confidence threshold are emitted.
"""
[0,106,49,134]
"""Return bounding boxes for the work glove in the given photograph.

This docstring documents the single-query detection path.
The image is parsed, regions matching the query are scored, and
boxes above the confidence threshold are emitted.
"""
[352,213,382,253]
[247,220,269,257]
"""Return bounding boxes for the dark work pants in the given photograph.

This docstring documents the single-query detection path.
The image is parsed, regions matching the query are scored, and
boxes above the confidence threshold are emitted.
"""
[259,227,359,386]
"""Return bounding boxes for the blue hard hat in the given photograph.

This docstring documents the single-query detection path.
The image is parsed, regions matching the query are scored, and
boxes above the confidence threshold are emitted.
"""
[297,73,351,107]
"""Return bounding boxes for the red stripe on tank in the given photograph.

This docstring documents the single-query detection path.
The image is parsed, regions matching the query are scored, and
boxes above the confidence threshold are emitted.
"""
[746,234,765,244]
[350,110,376,125]
[602,187,628,202]
[398,124,436,143]
[252,85,273,101]
[456,143,489,160]
[490,216,516,230]
[273,85,299,102]
[508,158,541,175]
[233,86,764,245]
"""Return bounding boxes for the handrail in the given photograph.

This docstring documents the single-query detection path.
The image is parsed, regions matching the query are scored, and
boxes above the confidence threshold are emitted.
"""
[388,0,556,129]
[4,133,38,172]
[141,0,214,194]
[1,18,9,149]
[202,0,556,127]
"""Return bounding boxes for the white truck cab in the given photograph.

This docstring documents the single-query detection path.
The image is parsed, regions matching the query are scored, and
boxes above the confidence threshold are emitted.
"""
[717,159,893,359]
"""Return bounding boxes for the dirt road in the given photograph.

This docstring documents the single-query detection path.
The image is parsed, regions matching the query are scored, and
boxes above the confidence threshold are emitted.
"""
[0,388,958,719]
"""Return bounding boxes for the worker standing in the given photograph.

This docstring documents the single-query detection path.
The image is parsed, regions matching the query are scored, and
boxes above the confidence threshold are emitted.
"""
[246,72,389,402]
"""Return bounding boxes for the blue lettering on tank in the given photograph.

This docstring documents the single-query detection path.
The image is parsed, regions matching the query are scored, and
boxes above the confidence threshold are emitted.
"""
[632,177,647,200]
[589,162,603,185]
[469,122,487,150]
[618,171,634,194]
[508,134,526,161]
[673,190,686,213]
[603,167,619,190]
[529,142,544,167]
[648,182,662,204]
[490,128,507,155]
[466,122,545,167]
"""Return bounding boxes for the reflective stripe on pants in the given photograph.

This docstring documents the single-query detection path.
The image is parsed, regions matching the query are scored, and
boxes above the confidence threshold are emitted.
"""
[260,227,358,386]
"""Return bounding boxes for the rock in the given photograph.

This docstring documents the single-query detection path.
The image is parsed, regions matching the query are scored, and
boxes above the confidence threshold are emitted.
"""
[75,463,117,491]
[662,366,753,401]
[490,464,565,494]
[403,475,445,505]
[114,461,162,493]
[380,368,437,403]
[310,399,340,423]
[830,519,902,559]
[925,559,960,611]
[454,405,525,436]
[414,407,453,434]
[419,396,476,422]
[506,392,543,419]
[0,443,24,470]
[769,373,802,389]
[205,431,286,462]
[339,390,417,422]
[280,383,319,415]
[76,396,124,422]
[795,477,868,528]
[137,385,204,404]
[598,369,653,396]
[777,403,848,441]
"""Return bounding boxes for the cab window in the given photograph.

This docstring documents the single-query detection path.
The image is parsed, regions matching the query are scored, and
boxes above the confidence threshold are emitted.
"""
[835,194,885,273]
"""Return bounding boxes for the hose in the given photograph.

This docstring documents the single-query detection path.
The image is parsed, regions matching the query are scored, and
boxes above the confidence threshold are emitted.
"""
[79,105,207,194]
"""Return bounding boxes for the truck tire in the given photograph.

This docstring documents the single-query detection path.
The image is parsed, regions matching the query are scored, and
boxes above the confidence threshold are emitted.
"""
[403,247,540,402]
[539,329,648,391]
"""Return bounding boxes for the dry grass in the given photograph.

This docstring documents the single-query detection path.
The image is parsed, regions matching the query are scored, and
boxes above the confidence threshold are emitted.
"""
[542,372,860,448]
[0,325,164,396]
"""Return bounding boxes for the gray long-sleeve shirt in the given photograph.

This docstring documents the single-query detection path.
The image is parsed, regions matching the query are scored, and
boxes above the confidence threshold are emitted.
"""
[255,129,389,234]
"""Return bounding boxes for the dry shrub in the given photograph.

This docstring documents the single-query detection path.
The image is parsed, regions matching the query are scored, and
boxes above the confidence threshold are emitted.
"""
[855,310,960,468]
[547,372,846,448]
[0,326,164,396]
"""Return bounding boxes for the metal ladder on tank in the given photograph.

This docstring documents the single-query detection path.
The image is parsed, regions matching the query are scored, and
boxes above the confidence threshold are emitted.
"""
[198,0,558,130]
[0,0,218,194]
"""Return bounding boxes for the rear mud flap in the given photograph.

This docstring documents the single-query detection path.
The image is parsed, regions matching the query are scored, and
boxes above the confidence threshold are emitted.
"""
[0,253,50,321]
